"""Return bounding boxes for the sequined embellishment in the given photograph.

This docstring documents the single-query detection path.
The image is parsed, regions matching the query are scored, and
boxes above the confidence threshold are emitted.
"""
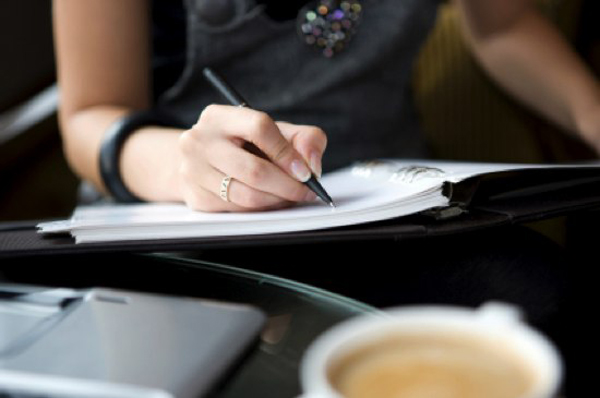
[298,0,363,58]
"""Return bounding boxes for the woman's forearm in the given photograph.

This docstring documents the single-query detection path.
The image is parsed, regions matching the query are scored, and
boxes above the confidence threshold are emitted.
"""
[53,0,323,211]
[61,106,184,202]
[457,0,600,150]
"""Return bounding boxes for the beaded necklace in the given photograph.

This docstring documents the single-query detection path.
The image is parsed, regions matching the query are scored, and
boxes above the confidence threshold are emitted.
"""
[298,0,363,58]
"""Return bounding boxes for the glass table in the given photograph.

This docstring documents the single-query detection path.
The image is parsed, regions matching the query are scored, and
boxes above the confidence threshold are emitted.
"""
[0,251,376,397]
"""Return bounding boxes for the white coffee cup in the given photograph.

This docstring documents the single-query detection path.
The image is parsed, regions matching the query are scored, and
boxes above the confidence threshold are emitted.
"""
[299,302,562,398]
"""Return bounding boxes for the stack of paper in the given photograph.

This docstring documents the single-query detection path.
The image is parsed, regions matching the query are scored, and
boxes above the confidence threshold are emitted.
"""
[38,160,585,244]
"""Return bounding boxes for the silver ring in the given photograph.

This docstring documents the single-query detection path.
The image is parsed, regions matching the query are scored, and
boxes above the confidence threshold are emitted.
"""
[219,176,232,202]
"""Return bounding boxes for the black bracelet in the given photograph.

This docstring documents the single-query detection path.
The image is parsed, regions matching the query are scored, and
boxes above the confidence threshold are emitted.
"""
[99,110,182,202]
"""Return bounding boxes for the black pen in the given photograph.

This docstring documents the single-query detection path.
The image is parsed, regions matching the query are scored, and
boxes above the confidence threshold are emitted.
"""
[203,67,335,208]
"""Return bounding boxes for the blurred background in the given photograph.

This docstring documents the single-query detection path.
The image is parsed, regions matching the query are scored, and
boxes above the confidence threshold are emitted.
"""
[0,0,598,223]
[0,0,78,222]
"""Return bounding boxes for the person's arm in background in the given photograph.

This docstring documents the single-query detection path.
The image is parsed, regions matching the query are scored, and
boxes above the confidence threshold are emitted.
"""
[53,0,324,212]
[456,0,600,153]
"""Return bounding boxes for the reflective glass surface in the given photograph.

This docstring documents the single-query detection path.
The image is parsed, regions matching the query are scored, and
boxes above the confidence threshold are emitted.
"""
[0,252,376,397]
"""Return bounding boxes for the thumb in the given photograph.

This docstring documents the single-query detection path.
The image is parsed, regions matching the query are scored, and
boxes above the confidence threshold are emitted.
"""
[277,122,327,178]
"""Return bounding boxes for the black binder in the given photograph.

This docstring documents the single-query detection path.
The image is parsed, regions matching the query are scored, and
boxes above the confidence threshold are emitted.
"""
[2,164,600,258]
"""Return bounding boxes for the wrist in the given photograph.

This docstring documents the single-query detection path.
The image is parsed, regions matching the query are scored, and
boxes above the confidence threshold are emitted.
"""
[98,109,186,203]
[120,126,185,202]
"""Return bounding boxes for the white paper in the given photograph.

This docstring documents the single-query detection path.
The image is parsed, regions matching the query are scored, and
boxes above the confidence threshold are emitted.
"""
[37,160,595,243]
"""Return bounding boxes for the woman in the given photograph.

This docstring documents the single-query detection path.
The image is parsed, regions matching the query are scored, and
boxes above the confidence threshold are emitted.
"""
[53,0,600,211]
[53,2,581,387]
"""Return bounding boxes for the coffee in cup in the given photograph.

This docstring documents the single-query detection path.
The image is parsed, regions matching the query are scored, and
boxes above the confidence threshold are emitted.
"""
[329,332,536,398]
[299,303,562,398]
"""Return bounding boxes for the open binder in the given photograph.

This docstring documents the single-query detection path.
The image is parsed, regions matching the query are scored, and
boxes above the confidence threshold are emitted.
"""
[2,159,600,257]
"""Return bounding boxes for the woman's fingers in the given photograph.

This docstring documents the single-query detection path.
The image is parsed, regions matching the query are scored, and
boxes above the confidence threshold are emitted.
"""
[178,105,326,212]
[197,163,293,209]
[180,130,309,211]
[205,139,315,203]
[277,122,327,177]
[180,166,293,212]
[199,105,314,182]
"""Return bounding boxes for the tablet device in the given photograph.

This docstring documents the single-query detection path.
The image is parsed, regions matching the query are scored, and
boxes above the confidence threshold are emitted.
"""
[0,284,266,397]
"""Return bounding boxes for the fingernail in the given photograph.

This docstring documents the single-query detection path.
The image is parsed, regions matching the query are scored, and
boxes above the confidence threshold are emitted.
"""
[310,151,322,178]
[304,190,317,202]
[291,159,311,182]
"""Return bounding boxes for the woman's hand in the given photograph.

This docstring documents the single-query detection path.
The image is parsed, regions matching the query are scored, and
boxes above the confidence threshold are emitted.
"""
[575,102,600,155]
[178,104,327,212]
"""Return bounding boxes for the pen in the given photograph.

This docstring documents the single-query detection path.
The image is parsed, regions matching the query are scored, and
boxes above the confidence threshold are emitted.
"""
[203,67,335,208]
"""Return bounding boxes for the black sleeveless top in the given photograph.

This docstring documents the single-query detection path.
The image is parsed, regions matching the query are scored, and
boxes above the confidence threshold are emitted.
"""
[151,0,441,172]
[152,0,312,99]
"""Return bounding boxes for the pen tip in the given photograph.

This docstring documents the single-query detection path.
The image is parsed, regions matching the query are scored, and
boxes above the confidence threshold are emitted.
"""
[329,201,336,208]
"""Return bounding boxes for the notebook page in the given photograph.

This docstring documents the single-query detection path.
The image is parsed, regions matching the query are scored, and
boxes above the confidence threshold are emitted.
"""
[40,160,577,243]
[39,162,450,241]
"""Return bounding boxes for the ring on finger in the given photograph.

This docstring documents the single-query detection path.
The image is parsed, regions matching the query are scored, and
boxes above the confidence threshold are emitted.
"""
[219,176,233,202]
